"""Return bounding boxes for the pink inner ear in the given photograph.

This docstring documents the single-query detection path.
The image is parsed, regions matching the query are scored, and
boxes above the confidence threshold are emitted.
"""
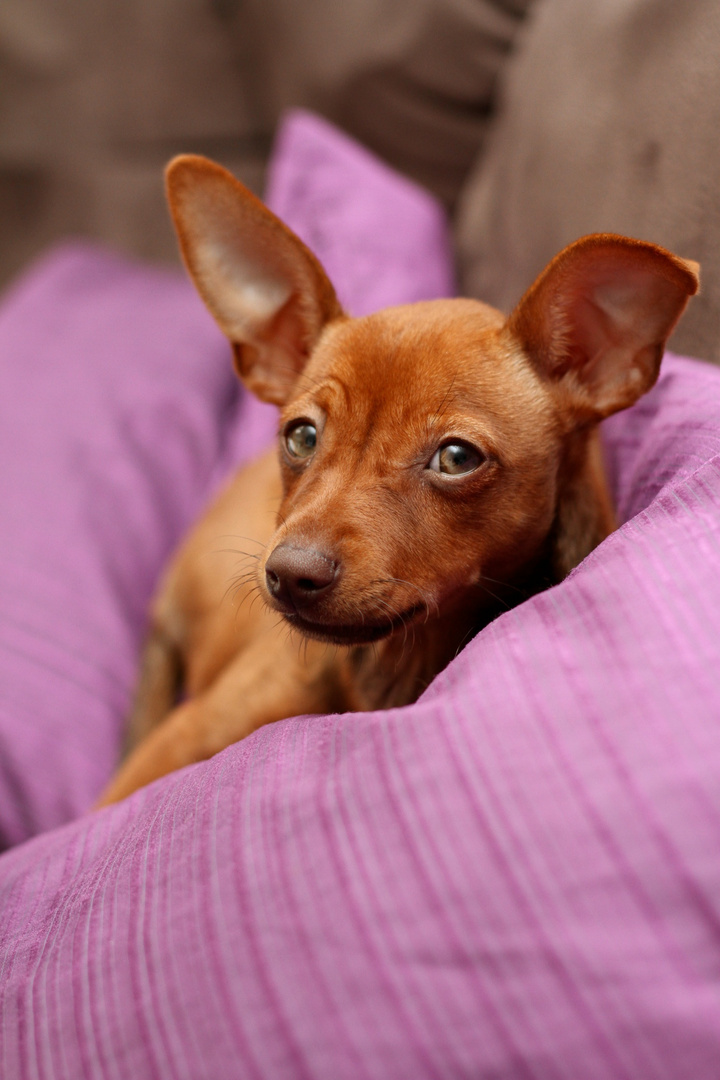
[571,301,657,410]
[568,266,692,404]
[569,275,671,408]
[235,292,319,406]
[588,270,684,345]
[167,155,343,407]
[510,236,699,418]
[565,281,651,371]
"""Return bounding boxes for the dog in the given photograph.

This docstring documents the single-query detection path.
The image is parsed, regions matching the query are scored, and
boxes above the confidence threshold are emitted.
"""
[97,154,698,805]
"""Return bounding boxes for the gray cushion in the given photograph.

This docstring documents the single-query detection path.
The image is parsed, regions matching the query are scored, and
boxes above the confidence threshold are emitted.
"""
[231,0,534,207]
[456,0,720,363]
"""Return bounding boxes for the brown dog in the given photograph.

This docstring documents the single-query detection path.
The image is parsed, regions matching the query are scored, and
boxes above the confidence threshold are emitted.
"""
[97,155,698,805]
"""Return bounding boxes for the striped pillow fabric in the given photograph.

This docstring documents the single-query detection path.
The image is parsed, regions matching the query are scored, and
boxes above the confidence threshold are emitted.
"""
[2,112,720,1077]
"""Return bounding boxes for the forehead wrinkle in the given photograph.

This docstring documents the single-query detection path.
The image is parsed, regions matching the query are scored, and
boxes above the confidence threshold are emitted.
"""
[287,371,353,419]
[321,372,354,411]
[300,301,549,443]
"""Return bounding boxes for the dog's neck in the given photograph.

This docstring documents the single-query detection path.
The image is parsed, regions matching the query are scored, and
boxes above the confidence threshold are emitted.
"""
[341,606,481,711]
[550,426,617,580]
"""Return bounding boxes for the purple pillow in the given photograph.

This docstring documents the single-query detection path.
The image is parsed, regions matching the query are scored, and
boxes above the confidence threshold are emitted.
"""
[0,246,246,847]
[2,112,720,1076]
[0,111,453,850]
[265,109,455,315]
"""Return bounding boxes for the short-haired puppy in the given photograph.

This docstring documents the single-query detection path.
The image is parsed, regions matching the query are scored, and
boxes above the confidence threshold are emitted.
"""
[98,156,698,804]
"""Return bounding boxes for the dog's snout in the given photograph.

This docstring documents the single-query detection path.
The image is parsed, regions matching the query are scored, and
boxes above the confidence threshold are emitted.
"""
[265,544,339,611]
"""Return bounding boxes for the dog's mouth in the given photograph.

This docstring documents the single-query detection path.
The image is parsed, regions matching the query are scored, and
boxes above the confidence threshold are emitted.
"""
[281,603,426,645]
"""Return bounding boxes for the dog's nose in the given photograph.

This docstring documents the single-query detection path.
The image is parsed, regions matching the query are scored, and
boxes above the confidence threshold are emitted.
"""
[265,544,339,611]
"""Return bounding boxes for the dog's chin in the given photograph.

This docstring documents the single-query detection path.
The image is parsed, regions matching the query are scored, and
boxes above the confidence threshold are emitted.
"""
[280,604,425,646]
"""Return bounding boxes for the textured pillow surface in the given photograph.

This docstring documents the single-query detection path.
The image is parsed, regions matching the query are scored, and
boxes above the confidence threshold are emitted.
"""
[0,246,244,847]
[2,112,720,1078]
[0,110,452,851]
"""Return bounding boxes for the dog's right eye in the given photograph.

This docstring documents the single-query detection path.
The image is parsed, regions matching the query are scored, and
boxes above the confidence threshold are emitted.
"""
[285,422,317,460]
[428,441,485,476]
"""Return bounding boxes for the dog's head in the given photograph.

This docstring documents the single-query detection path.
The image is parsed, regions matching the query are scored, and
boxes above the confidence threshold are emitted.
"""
[167,155,698,645]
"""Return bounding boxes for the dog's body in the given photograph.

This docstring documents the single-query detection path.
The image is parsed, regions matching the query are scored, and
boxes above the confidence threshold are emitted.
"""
[98,156,698,805]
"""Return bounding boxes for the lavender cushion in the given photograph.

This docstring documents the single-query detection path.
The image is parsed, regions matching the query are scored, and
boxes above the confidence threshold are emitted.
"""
[0,246,243,847]
[0,111,451,851]
[265,109,455,315]
[2,112,720,1076]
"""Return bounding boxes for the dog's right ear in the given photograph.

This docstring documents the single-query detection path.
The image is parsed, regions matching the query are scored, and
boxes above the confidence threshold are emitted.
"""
[166,155,343,405]
[507,234,699,421]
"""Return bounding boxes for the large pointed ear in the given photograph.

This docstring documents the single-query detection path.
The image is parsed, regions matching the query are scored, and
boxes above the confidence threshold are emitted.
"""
[165,155,343,405]
[507,234,699,420]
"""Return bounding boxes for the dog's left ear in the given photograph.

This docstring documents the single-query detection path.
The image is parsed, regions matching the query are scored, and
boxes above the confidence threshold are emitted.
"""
[166,155,343,405]
[508,234,699,419]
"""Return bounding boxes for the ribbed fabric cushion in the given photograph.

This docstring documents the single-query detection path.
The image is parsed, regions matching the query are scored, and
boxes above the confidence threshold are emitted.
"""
[0,110,452,851]
[0,246,243,847]
[265,109,455,315]
[2,112,720,1077]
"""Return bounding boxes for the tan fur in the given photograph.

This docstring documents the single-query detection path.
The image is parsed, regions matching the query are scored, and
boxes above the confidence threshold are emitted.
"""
[97,157,698,805]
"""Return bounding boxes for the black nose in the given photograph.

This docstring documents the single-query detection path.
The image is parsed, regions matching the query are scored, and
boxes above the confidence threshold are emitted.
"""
[265,544,339,612]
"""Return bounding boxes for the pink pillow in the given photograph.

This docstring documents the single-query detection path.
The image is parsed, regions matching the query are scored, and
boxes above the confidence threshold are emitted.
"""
[265,109,454,315]
[0,109,455,849]
[0,246,247,846]
[2,112,720,1077]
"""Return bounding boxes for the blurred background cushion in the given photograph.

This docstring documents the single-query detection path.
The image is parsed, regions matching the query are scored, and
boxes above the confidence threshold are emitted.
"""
[231,0,534,208]
[266,110,454,316]
[0,0,267,288]
[5,1,719,370]
[0,0,534,290]
[455,0,720,363]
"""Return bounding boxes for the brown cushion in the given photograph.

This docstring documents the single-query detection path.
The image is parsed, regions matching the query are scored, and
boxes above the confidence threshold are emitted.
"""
[230,0,534,208]
[0,0,533,287]
[456,0,720,363]
[0,0,263,286]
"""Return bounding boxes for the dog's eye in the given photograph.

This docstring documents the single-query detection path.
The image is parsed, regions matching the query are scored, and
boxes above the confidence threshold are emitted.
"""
[285,421,317,460]
[428,441,484,476]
